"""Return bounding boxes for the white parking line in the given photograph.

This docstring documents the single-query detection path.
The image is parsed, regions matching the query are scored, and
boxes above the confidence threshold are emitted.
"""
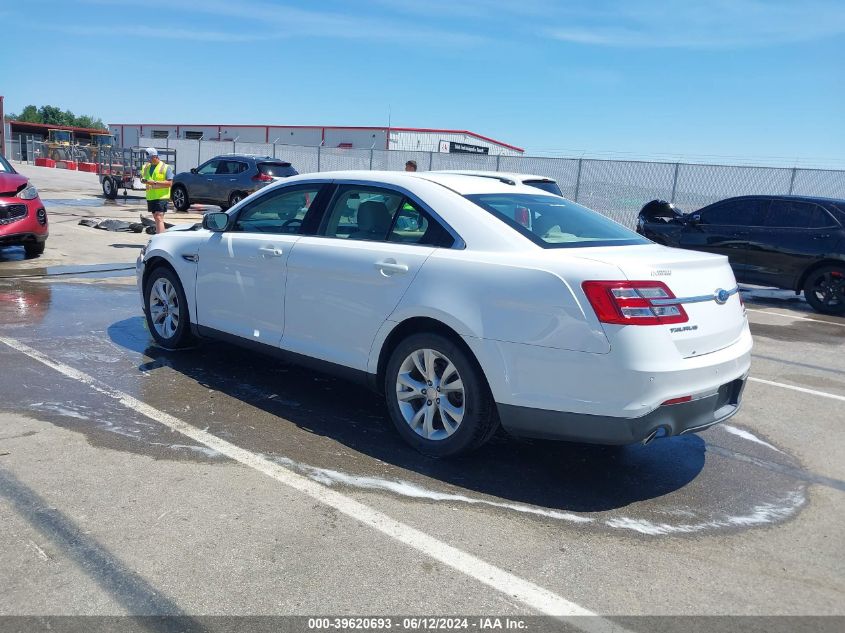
[748,377,845,402]
[0,335,620,627]
[746,308,845,327]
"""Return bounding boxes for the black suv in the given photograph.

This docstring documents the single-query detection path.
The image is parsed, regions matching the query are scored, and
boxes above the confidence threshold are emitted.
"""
[637,195,845,314]
[171,154,298,211]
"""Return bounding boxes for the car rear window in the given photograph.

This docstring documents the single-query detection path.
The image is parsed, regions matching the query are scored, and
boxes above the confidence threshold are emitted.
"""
[465,193,648,248]
[523,180,563,196]
[258,162,298,178]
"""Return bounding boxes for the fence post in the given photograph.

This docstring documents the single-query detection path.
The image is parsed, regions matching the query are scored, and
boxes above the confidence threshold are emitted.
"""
[495,154,501,171]
[233,139,237,154]
[428,151,433,171]
[788,167,797,195]
[273,142,276,159]
[369,148,374,170]
[670,162,680,203]
[197,139,202,167]
[317,145,321,172]
[573,158,583,202]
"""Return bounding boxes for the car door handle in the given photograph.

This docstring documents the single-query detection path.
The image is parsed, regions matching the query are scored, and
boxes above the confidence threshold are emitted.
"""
[258,246,284,257]
[229,178,237,182]
[374,260,409,275]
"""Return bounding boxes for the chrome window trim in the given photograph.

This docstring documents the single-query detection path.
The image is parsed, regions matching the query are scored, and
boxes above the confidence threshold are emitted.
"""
[650,286,739,306]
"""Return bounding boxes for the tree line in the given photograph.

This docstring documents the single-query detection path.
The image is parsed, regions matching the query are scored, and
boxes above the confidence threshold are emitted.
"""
[6,104,107,130]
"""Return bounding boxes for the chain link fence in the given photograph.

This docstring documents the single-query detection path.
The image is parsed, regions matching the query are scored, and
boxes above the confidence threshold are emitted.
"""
[146,138,845,227]
[5,133,843,228]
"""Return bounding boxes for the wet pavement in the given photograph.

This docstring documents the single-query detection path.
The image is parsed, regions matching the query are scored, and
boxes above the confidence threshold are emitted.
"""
[0,266,843,618]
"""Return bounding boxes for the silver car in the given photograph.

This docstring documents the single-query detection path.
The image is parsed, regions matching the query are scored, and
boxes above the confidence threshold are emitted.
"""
[171,154,298,211]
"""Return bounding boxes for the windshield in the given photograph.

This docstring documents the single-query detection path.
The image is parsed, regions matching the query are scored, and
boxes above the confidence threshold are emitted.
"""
[0,155,15,173]
[51,131,72,142]
[258,162,298,178]
[523,180,563,196]
[466,193,648,248]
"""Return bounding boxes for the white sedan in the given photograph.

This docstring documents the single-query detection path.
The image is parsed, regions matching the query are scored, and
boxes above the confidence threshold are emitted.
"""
[137,171,751,456]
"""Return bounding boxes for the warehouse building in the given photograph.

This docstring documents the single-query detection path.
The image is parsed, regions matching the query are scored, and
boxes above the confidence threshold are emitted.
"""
[109,123,524,156]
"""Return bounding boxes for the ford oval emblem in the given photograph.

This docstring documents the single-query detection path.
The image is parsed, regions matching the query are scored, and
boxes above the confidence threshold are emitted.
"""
[715,289,730,305]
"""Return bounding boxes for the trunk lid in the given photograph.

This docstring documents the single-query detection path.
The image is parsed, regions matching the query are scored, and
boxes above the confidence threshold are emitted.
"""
[575,244,746,358]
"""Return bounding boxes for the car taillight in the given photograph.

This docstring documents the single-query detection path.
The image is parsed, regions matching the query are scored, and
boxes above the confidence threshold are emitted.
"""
[581,280,688,326]
[252,172,273,182]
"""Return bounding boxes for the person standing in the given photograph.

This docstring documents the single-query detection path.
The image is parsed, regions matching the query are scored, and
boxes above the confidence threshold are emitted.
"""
[405,160,417,172]
[140,147,174,234]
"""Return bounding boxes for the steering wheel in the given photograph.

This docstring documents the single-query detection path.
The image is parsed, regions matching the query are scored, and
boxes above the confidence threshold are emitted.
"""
[282,218,303,231]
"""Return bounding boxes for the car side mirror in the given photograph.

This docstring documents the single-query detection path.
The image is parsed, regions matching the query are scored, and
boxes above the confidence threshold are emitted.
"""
[203,212,229,232]
[686,214,701,225]
[190,168,198,174]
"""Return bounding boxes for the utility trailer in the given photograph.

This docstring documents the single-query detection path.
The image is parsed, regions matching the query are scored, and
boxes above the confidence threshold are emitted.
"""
[97,146,177,199]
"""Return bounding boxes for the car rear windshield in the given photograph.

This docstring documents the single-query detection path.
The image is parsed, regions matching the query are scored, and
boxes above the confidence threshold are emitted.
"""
[465,193,649,248]
[523,180,563,196]
[258,162,298,178]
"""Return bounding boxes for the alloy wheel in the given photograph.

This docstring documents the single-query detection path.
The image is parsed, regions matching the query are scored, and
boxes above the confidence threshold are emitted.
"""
[810,270,845,309]
[395,348,465,441]
[149,277,181,340]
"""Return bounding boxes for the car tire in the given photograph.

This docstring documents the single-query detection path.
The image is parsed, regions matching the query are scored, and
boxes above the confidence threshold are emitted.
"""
[143,266,193,349]
[229,191,245,208]
[102,177,118,200]
[171,185,190,212]
[384,332,498,457]
[24,241,45,258]
[803,265,845,314]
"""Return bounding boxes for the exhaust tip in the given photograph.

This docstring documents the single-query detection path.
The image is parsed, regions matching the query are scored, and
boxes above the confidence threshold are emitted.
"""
[642,426,669,446]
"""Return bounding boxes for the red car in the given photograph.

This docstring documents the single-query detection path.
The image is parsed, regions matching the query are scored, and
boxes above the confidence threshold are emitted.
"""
[0,154,48,258]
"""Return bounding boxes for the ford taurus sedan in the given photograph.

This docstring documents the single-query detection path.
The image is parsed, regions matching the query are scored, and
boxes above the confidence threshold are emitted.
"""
[137,172,751,456]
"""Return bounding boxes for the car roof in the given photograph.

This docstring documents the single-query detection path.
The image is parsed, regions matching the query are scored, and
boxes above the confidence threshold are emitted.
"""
[435,170,557,184]
[283,170,556,196]
[718,194,845,205]
[214,154,289,161]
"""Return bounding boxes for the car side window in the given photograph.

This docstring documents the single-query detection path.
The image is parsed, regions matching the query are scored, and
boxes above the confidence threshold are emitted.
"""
[322,187,404,241]
[699,199,767,226]
[806,205,837,229]
[389,199,455,248]
[197,160,219,175]
[765,200,817,229]
[233,186,322,234]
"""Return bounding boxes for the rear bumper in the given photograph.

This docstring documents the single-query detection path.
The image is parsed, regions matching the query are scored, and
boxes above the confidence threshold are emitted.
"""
[498,375,747,445]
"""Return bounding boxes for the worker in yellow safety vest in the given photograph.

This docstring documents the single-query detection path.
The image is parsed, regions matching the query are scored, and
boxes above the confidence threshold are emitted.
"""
[140,147,174,234]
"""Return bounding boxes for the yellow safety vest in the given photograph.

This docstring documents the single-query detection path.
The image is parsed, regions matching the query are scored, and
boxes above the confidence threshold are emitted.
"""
[142,161,171,201]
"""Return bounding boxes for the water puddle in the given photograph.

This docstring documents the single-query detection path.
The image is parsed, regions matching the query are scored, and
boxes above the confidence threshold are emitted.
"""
[42,198,144,208]
[0,262,135,279]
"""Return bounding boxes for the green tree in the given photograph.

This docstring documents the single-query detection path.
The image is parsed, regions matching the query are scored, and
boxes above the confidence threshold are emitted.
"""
[5,104,108,130]
[38,105,65,126]
[12,105,41,122]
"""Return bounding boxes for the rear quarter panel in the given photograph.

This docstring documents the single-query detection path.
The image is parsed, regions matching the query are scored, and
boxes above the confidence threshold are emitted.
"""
[383,250,616,355]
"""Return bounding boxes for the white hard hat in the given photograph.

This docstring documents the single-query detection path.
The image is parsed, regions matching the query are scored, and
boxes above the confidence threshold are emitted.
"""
[145,147,158,157]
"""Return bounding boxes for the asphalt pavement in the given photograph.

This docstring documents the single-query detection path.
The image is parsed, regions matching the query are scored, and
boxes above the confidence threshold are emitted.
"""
[0,166,842,631]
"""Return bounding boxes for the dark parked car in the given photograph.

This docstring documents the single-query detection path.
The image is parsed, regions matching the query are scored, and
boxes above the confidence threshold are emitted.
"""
[637,195,845,314]
[171,154,298,211]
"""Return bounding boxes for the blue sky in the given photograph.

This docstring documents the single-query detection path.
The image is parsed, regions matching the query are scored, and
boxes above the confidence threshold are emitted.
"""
[3,0,844,166]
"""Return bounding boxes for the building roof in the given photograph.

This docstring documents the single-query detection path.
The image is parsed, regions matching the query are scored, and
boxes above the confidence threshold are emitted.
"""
[9,120,111,135]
